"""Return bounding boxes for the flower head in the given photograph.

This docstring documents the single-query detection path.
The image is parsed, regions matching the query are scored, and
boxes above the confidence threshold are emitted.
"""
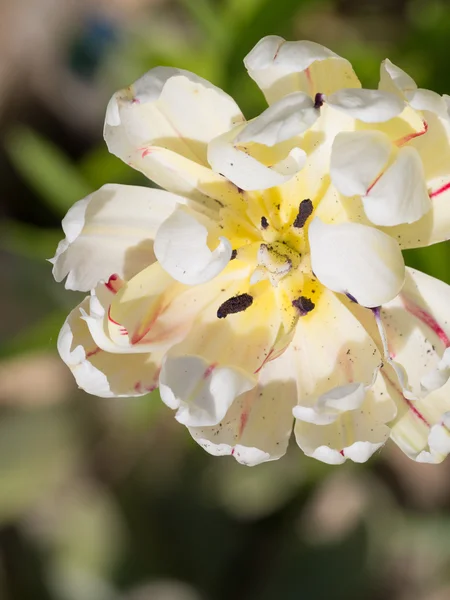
[53,36,450,466]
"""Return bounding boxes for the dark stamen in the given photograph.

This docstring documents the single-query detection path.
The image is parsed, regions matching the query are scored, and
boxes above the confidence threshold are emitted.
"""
[230,249,237,260]
[293,199,313,228]
[314,93,324,109]
[261,216,269,229]
[292,296,315,315]
[217,293,254,319]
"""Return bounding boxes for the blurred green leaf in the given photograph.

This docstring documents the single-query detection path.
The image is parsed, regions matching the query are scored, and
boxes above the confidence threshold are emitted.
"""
[5,126,92,216]
[0,220,61,261]
[0,309,70,359]
[179,0,227,47]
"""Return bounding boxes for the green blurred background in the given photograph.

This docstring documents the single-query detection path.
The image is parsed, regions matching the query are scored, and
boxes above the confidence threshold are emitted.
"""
[1,0,450,598]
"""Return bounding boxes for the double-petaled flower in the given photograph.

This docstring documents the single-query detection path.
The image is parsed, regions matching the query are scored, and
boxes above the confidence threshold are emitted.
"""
[53,36,450,466]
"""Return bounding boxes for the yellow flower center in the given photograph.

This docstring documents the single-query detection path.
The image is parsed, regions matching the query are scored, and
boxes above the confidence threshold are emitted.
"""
[217,185,324,333]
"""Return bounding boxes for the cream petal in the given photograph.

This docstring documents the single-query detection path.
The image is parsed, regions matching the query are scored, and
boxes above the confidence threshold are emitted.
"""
[290,290,394,463]
[104,71,244,211]
[327,89,405,123]
[207,125,306,191]
[105,67,244,166]
[363,146,431,226]
[160,279,282,426]
[330,130,392,198]
[107,260,251,355]
[58,298,161,397]
[154,207,232,284]
[309,218,405,307]
[244,35,360,105]
[51,184,184,291]
[188,350,296,465]
[159,355,255,427]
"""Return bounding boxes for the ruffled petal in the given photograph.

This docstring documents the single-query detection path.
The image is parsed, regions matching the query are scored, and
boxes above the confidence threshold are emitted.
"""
[375,268,450,398]
[105,67,244,165]
[244,35,360,105]
[326,89,405,123]
[160,280,282,426]
[51,184,184,291]
[154,207,232,284]
[104,69,245,210]
[189,349,296,465]
[291,290,395,463]
[58,298,161,397]
[309,218,405,307]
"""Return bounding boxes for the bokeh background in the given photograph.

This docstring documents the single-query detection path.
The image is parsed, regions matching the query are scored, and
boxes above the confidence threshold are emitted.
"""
[2,0,450,598]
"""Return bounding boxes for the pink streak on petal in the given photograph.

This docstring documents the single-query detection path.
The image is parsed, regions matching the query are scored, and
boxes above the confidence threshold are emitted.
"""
[339,449,345,457]
[305,67,313,95]
[105,274,123,294]
[429,180,450,199]
[401,295,450,348]
[131,98,141,105]
[140,147,153,158]
[86,346,101,358]
[366,171,383,195]
[394,120,428,147]
[383,371,431,428]
[203,363,218,379]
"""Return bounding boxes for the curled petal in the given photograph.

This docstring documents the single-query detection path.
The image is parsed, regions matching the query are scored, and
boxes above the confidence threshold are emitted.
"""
[51,184,184,291]
[364,146,431,226]
[294,383,367,425]
[207,123,306,191]
[58,298,161,397]
[421,348,450,393]
[159,355,255,427]
[235,92,319,146]
[154,207,232,284]
[327,89,405,123]
[380,59,448,118]
[309,218,405,307]
[189,350,296,465]
[244,35,360,104]
[330,130,392,197]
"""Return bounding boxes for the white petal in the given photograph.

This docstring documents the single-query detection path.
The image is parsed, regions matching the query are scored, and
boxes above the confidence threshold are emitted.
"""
[379,58,417,96]
[309,218,405,307]
[105,67,244,165]
[244,35,360,104]
[58,298,161,397]
[154,207,232,284]
[363,146,431,226]
[327,89,405,123]
[235,92,318,146]
[52,184,184,291]
[207,125,306,191]
[380,59,448,118]
[159,355,255,427]
[189,350,296,465]
[330,130,392,197]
